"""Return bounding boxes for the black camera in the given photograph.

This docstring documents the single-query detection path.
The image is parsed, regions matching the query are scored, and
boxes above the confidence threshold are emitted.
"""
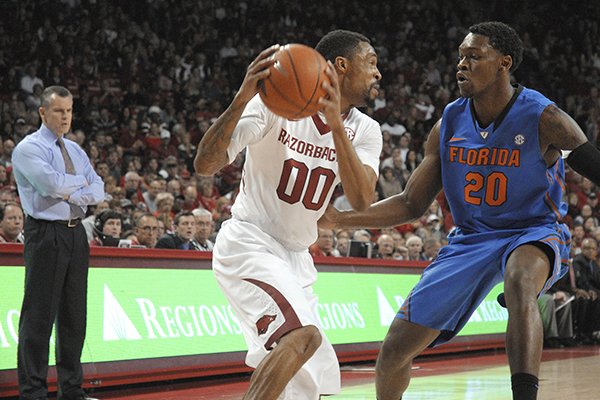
[347,240,373,258]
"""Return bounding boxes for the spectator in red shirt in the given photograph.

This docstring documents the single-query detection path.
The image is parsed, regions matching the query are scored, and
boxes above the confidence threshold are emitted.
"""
[182,184,200,211]
[119,118,146,157]
[157,129,178,159]
[309,228,339,257]
[197,176,219,213]
[143,122,162,159]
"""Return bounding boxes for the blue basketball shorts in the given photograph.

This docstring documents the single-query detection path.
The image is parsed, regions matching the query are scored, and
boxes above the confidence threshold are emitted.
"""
[397,223,570,346]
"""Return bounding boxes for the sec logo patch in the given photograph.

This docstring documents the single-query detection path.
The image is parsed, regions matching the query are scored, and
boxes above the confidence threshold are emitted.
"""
[514,134,525,145]
[345,127,356,141]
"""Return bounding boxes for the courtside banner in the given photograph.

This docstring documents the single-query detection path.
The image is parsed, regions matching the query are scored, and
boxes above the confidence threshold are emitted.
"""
[0,267,507,370]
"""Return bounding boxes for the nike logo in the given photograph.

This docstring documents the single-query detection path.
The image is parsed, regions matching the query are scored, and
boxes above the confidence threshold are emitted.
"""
[449,137,466,142]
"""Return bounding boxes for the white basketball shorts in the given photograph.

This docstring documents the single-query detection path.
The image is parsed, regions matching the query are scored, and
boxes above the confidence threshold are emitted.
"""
[212,218,341,399]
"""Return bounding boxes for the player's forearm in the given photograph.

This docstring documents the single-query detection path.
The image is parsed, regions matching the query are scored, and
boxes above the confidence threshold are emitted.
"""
[334,193,419,229]
[331,128,373,211]
[194,96,247,176]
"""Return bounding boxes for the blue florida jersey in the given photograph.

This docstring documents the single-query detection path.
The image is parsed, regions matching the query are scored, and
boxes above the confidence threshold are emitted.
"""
[439,85,567,232]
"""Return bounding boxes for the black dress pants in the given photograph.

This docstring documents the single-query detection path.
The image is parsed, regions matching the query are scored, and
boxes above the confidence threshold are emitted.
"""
[17,218,89,400]
[573,296,600,338]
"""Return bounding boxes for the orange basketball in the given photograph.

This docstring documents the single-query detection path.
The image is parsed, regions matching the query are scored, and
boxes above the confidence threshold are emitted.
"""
[259,44,330,120]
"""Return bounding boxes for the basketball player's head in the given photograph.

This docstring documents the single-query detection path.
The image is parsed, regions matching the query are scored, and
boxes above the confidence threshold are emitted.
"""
[316,30,381,108]
[457,22,523,97]
[469,22,523,73]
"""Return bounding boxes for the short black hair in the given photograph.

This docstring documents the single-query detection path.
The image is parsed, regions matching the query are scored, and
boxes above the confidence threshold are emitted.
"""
[174,211,195,226]
[41,85,71,108]
[315,29,371,63]
[469,22,523,72]
[95,209,123,233]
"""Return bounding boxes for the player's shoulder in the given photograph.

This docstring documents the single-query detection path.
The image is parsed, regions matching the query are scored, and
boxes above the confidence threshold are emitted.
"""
[349,107,377,123]
[444,96,469,112]
[347,107,381,132]
[517,85,553,109]
[247,94,270,113]
[440,96,469,128]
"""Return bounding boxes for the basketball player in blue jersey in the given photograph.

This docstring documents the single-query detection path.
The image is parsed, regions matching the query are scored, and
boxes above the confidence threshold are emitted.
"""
[320,22,600,400]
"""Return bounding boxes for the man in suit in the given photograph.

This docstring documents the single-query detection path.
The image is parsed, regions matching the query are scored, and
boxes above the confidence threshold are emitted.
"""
[155,210,200,250]
[12,85,104,400]
[191,208,214,251]
[571,238,600,343]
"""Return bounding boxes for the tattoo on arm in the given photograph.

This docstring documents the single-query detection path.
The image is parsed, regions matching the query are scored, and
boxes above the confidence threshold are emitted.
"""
[195,101,246,175]
[540,105,587,152]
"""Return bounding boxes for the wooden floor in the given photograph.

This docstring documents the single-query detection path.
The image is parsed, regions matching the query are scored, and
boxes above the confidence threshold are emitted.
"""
[45,345,600,399]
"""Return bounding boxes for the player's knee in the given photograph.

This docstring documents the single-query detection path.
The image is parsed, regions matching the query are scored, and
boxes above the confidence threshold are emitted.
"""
[299,325,322,355]
[378,332,412,367]
[505,272,533,295]
[504,274,541,309]
[283,325,322,359]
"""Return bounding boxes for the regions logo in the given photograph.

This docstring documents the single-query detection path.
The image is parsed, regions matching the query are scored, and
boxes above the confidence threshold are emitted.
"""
[103,285,142,341]
[256,314,277,335]
[345,127,356,141]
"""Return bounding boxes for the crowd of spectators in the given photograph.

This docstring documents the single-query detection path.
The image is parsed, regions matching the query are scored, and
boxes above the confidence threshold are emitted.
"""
[0,0,599,284]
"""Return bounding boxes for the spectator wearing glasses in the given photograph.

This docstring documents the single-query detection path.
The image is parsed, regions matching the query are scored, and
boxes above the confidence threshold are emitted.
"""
[133,213,160,248]
[309,228,339,257]
[191,208,214,251]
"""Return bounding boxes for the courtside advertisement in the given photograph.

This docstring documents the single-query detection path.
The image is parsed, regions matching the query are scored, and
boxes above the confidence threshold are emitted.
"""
[0,267,507,370]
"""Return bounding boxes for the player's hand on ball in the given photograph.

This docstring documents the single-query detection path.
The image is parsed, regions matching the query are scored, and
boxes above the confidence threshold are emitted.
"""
[237,44,280,104]
[318,204,339,230]
[319,61,343,131]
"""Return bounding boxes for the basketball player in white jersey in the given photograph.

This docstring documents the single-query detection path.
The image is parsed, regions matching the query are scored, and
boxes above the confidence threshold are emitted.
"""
[194,30,382,400]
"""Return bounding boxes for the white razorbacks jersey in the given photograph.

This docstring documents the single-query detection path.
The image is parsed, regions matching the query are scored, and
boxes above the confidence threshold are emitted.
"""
[227,95,382,251]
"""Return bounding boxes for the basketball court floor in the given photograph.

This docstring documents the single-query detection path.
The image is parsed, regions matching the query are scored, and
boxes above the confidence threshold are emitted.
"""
[80,345,600,400]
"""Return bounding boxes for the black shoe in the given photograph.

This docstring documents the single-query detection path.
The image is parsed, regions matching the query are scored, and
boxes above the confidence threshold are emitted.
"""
[58,396,99,400]
[560,337,579,347]
[576,335,596,345]
[543,337,564,348]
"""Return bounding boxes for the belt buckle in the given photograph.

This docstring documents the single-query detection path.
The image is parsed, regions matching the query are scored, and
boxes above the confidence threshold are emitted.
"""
[67,218,77,227]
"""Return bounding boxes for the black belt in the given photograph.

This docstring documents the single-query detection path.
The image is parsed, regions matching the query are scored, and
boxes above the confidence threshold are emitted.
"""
[29,216,82,227]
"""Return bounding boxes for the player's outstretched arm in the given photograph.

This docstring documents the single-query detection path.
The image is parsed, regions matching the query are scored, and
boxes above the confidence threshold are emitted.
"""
[540,104,600,186]
[194,45,279,176]
[319,120,443,230]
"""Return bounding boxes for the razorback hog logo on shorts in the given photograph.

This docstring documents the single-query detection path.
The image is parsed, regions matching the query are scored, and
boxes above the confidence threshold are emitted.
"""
[256,314,277,335]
